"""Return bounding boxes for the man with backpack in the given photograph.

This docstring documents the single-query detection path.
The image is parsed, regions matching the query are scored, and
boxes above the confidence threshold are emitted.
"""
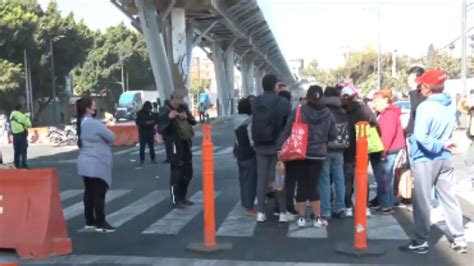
[320,87,350,220]
[251,74,293,223]
[9,104,32,169]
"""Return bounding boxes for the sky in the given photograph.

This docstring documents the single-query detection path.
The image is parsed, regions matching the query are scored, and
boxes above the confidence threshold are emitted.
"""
[38,0,470,69]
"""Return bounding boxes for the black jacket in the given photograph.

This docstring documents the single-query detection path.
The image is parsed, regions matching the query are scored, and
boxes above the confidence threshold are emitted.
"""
[405,89,427,136]
[277,103,337,159]
[135,109,157,139]
[158,103,196,145]
[233,114,255,160]
[323,96,349,151]
[343,100,377,162]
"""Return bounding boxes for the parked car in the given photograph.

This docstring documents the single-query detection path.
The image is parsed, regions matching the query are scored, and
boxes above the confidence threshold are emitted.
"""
[394,100,411,129]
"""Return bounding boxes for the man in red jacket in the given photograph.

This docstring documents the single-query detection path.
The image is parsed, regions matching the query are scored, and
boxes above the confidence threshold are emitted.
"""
[372,88,406,214]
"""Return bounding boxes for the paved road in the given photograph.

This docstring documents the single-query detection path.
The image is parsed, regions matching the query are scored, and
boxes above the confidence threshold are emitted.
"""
[1,119,473,265]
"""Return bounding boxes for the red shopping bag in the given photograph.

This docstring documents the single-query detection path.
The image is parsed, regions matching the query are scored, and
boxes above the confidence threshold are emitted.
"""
[279,105,308,161]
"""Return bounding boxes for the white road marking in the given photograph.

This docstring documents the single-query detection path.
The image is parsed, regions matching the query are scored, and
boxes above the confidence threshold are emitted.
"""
[63,190,130,220]
[60,190,83,201]
[217,201,257,237]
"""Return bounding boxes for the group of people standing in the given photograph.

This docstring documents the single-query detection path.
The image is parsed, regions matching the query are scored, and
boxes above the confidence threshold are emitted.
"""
[75,91,197,232]
[233,68,468,255]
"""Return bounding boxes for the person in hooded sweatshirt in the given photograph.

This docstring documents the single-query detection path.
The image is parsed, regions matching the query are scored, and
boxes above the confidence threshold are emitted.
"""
[277,85,337,228]
[371,88,405,214]
[233,97,257,216]
[341,85,376,217]
[400,69,468,255]
[319,87,349,220]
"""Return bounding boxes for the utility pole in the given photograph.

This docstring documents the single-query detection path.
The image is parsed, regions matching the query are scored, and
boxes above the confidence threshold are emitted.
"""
[462,0,468,95]
[376,4,382,90]
[121,62,125,93]
[49,39,57,124]
[392,49,397,77]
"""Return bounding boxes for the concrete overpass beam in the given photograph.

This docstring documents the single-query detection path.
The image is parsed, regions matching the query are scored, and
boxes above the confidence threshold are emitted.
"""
[135,0,174,100]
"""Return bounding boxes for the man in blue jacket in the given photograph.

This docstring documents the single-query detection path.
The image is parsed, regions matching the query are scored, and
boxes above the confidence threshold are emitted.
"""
[399,69,467,255]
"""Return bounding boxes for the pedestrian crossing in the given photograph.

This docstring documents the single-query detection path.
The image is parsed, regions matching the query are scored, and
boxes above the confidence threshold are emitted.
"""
[127,145,233,157]
[59,189,424,241]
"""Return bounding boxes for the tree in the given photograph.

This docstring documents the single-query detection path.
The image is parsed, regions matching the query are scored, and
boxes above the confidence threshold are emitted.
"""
[0,0,93,120]
[73,23,154,102]
[302,60,336,87]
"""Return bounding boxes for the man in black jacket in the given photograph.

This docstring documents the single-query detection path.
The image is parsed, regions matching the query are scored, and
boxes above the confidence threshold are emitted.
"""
[252,74,292,223]
[320,87,349,219]
[405,66,426,136]
[158,92,197,209]
[136,101,157,165]
[341,85,377,217]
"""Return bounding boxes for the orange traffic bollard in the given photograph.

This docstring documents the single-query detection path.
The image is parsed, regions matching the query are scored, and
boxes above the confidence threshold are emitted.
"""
[186,124,232,252]
[335,121,385,257]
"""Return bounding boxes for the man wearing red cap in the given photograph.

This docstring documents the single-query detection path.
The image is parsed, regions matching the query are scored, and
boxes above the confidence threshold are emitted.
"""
[399,69,468,255]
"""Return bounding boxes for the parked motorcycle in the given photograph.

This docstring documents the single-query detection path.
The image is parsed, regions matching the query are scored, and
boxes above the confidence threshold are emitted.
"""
[48,125,77,147]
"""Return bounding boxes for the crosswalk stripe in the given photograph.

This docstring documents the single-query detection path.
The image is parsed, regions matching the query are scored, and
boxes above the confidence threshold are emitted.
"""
[63,190,130,220]
[114,147,139,156]
[213,147,233,156]
[142,190,221,235]
[367,215,409,240]
[288,222,328,238]
[130,147,165,156]
[78,190,169,232]
[60,190,83,201]
[216,201,256,237]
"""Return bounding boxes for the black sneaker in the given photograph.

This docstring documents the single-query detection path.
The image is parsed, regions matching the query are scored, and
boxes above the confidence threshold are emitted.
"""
[332,210,346,219]
[399,240,429,255]
[369,198,380,208]
[84,222,96,230]
[173,202,187,209]
[95,222,116,233]
[183,199,195,206]
[373,207,394,215]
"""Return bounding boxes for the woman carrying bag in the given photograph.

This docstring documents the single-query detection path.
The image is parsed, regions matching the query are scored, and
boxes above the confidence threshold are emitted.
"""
[277,85,337,228]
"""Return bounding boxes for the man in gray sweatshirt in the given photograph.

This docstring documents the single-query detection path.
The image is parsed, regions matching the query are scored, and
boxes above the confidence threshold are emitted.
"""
[251,74,293,223]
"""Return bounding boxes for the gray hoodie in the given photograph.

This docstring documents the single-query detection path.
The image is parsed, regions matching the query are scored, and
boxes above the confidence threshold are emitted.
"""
[277,103,337,159]
[233,114,253,147]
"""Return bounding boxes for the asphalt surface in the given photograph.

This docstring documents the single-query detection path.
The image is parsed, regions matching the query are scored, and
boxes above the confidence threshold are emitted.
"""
[0,118,473,265]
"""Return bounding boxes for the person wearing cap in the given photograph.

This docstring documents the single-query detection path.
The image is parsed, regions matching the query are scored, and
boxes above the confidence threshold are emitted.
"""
[158,91,197,209]
[340,84,376,217]
[399,69,467,255]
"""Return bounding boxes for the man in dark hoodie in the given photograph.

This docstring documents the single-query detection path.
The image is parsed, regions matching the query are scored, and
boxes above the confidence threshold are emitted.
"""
[320,87,349,219]
[400,69,467,255]
[233,97,257,215]
[340,85,376,217]
[252,74,292,223]
[135,101,157,165]
[158,91,197,209]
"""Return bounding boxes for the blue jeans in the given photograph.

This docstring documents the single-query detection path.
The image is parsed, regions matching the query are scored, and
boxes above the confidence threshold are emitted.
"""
[319,152,345,216]
[373,152,397,208]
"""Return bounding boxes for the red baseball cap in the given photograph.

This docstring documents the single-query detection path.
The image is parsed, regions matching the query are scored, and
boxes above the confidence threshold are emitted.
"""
[416,69,447,85]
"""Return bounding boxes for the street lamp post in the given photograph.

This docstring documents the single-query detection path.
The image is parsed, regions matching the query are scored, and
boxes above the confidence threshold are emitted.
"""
[50,35,65,124]
[461,0,474,95]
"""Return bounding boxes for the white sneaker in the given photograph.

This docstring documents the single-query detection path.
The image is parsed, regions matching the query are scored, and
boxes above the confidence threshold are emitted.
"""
[256,212,267,222]
[451,238,468,254]
[279,212,296,223]
[297,217,306,227]
[314,216,329,228]
[366,208,371,217]
[345,208,353,217]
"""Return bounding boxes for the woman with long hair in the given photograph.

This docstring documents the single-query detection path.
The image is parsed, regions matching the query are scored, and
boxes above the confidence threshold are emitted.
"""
[76,96,116,232]
[278,85,337,227]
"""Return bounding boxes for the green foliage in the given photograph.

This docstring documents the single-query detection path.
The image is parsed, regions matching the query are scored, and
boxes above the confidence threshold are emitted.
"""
[0,59,23,92]
[72,23,154,101]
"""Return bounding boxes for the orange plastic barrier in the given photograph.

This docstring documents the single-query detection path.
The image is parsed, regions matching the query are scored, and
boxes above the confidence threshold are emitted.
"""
[107,125,139,146]
[187,125,232,252]
[0,169,72,259]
